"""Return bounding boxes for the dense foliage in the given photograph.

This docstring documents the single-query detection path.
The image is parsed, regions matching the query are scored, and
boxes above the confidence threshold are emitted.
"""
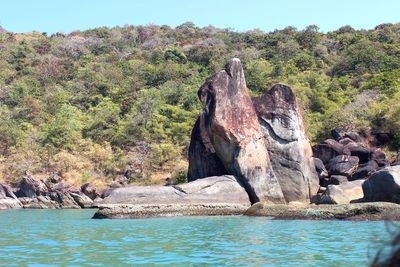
[0,23,399,187]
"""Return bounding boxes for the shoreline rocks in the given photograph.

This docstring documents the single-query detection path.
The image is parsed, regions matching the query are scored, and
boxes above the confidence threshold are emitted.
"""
[245,202,400,220]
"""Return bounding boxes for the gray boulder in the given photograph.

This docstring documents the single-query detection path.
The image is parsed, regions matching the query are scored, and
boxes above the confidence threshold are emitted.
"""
[100,175,250,206]
[327,155,359,177]
[362,165,400,203]
[252,84,319,203]
[0,198,22,209]
[320,180,365,204]
[94,175,251,218]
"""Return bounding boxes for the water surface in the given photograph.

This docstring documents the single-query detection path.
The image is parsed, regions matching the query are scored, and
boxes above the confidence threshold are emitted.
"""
[0,209,392,266]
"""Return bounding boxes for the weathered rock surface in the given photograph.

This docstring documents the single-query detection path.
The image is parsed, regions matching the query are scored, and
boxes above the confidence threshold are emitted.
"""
[93,175,251,218]
[100,175,250,205]
[187,118,228,180]
[320,180,365,204]
[252,84,319,202]
[189,58,284,203]
[81,183,100,200]
[363,166,400,203]
[17,175,48,198]
[312,139,346,164]
[327,155,359,177]
[314,158,328,179]
[245,202,400,220]
[0,198,22,209]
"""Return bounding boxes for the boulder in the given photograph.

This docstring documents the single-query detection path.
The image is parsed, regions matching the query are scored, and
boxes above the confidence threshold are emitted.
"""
[313,157,328,178]
[339,138,354,145]
[0,183,18,200]
[327,155,359,177]
[331,128,345,141]
[70,192,93,208]
[312,139,346,164]
[370,149,390,167]
[192,58,284,203]
[100,175,250,206]
[329,175,348,185]
[350,160,379,181]
[320,180,365,204]
[252,84,319,202]
[0,198,22,209]
[187,118,228,180]
[18,175,48,198]
[362,165,400,203]
[343,143,370,164]
[344,132,363,143]
[81,183,100,200]
[94,175,251,218]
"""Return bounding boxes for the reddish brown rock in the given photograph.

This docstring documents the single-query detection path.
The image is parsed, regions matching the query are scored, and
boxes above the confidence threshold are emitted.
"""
[195,58,284,203]
[252,84,319,203]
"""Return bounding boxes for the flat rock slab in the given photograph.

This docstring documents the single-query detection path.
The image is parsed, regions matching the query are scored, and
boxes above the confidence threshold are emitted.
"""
[92,203,250,219]
[99,175,251,206]
[244,202,400,220]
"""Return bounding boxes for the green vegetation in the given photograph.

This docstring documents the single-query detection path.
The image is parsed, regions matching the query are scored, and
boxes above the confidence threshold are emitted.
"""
[0,23,399,186]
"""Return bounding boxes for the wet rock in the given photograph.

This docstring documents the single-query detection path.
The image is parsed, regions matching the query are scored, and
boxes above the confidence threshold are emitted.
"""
[193,58,284,203]
[320,180,365,204]
[363,165,400,203]
[253,84,319,203]
[327,155,359,177]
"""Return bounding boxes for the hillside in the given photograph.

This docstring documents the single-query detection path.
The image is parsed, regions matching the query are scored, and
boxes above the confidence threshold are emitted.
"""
[0,22,399,188]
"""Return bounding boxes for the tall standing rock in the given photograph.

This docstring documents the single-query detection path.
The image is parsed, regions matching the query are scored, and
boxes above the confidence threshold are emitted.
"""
[252,84,319,202]
[194,58,285,203]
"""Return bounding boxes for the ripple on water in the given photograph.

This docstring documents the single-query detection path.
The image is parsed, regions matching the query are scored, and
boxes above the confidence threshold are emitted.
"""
[0,210,392,266]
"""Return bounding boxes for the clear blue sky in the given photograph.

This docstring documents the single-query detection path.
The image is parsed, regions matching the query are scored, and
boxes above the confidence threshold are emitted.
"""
[1,0,399,33]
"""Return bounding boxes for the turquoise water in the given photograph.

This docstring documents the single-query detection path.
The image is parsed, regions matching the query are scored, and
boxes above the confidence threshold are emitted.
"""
[0,210,392,266]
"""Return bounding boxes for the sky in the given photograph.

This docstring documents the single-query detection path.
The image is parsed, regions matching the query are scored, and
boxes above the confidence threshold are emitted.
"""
[0,0,399,34]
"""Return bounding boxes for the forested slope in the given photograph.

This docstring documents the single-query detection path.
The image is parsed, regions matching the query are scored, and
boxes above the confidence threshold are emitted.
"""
[0,23,399,187]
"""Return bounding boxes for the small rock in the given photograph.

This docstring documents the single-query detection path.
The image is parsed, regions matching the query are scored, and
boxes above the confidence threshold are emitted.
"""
[81,183,99,200]
[350,160,379,181]
[313,158,328,178]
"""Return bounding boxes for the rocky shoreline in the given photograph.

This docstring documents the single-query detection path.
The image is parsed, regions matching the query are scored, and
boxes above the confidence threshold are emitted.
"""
[2,58,400,222]
[92,202,400,220]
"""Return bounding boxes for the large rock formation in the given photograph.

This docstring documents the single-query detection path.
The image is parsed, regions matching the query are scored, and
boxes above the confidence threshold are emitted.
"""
[188,59,318,204]
[93,175,251,218]
[252,84,319,202]
[188,58,284,203]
